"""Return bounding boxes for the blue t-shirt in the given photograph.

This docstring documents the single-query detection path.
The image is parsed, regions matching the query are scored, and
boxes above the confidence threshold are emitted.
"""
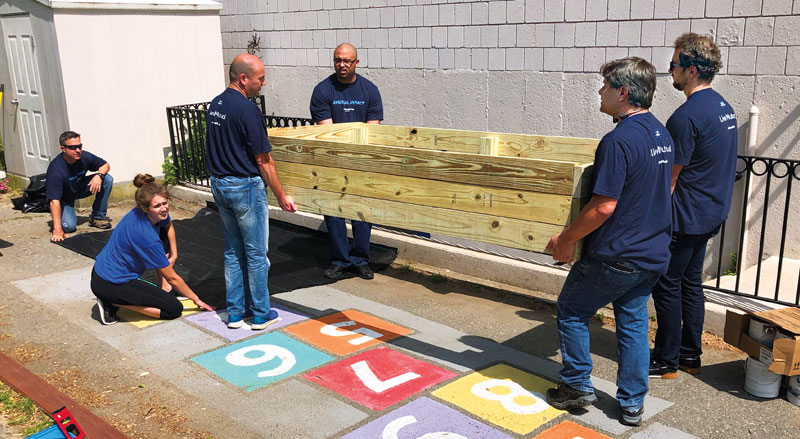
[667,88,738,235]
[94,208,170,283]
[206,88,271,177]
[309,74,383,123]
[586,112,674,273]
[45,151,106,203]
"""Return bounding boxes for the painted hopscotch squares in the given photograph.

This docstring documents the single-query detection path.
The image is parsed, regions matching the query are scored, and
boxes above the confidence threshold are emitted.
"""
[285,309,412,356]
[185,303,309,341]
[192,332,332,392]
[534,420,613,439]
[432,363,564,435]
[342,397,513,439]
[304,347,456,411]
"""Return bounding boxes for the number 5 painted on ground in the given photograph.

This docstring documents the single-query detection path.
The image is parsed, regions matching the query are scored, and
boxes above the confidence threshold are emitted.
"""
[225,344,296,377]
[471,379,549,415]
[320,320,383,345]
[381,415,469,439]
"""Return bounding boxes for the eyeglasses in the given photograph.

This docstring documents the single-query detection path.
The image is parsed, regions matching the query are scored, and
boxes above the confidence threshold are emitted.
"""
[333,58,356,66]
[63,143,83,151]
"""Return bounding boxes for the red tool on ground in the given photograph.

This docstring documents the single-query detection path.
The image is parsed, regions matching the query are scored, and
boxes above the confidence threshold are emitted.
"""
[52,406,86,438]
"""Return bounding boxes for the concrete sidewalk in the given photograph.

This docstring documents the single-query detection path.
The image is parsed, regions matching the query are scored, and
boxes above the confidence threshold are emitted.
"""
[1,193,798,439]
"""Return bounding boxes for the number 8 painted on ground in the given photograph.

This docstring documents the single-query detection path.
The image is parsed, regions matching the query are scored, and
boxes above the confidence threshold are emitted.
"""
[320,320,383,345]
[470,379,549,415]
[225,344,296,378]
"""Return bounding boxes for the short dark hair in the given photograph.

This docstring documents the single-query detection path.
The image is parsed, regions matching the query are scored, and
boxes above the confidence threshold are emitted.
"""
[600,57,657,109]
[59,131,80,146]
[674,32,722,83]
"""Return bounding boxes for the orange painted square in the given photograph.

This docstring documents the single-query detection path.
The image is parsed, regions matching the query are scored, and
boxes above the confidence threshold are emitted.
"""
[533,420,613,439]
[284,309,412,356]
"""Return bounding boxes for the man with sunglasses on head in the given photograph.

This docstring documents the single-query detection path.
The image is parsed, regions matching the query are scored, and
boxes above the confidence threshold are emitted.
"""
[309,43,383,281]
[649,33,738,380]
[46,130,114,242]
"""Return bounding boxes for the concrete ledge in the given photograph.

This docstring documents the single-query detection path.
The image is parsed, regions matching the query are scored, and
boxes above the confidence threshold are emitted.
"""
[171,184,771,338]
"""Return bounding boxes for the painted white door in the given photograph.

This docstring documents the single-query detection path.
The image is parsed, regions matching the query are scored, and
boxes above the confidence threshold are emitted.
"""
[2,14,51,175]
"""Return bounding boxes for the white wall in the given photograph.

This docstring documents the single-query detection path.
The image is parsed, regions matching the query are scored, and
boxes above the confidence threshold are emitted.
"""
[53,10,225,183]
[220,0,800,273]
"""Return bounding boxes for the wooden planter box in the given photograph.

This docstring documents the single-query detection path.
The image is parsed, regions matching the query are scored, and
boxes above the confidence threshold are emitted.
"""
[268,123,598,259]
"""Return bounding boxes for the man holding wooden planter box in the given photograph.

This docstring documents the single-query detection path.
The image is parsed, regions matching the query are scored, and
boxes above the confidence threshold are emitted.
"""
[545,57,674,426]
[310,43,383,280]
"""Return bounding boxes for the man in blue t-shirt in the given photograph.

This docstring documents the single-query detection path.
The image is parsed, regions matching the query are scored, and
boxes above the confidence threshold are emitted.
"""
[206,53,297,330]
[46,130,114,242]
[649,33,738,379]
[309,43,383,281]
[544,58,673,426]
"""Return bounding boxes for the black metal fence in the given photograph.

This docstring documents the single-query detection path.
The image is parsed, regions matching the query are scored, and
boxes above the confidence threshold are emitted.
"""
[704,156,800,308]
[166,100,800,307]
[166,95,313,187]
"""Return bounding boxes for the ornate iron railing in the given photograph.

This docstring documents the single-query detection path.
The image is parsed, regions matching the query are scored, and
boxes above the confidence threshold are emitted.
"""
[166,96,313,187]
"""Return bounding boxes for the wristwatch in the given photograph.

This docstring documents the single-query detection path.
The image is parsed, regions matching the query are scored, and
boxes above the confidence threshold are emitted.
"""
[95,173,105,179]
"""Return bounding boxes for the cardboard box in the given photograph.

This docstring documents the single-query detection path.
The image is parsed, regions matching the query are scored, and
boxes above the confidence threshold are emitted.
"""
[724,308,800,375]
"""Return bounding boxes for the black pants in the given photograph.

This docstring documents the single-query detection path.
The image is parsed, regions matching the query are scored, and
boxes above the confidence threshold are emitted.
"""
[91,269,182,320]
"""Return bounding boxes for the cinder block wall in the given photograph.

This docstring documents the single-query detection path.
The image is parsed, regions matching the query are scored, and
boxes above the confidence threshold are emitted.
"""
[219,0,800,270]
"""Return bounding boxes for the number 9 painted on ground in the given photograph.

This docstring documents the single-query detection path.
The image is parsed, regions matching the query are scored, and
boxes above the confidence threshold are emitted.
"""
[225,344,297,377]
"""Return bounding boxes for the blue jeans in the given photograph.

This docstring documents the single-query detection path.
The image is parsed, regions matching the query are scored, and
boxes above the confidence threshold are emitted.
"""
[324,215,372,267]
[651,226,720,368]
[556,255,660,410]
[210,176,271,318]
[61,174,114,232]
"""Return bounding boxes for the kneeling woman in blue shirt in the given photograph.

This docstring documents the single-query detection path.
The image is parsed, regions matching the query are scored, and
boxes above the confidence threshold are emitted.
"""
[91,174,214,324]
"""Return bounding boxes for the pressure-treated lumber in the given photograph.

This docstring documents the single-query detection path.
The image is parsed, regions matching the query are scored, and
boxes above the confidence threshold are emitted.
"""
[275,161,573,224]
[270,124,599,163]
[270,186,572,254]
[269,136,581,197]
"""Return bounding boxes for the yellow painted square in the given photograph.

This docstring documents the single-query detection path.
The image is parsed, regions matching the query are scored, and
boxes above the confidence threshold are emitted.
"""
[432,364,564,435]
[118,301,204,328]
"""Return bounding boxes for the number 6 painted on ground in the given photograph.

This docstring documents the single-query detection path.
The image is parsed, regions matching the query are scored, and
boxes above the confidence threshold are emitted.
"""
[471,379,549,415]
[320,320,383,345]
[225,344,296,377]
[381,415,468,439]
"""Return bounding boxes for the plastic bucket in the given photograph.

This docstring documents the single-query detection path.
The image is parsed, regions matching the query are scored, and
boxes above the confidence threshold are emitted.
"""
[748,318,777,348]
[744,357,781,398]
[787,387,800,406]
[788,375,800,392]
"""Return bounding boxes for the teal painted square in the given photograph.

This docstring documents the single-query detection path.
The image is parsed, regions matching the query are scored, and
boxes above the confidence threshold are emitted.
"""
[192,332,333,391]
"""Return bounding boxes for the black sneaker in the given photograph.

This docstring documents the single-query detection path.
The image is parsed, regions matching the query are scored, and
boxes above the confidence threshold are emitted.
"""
[679,356,701,375]
[96,298,118,325]
[545,383,598,409]
[355,264,374,280]
[620,405,644,426]
[323,264,346,279]
[89,217,112,230]
[648,360,678,379]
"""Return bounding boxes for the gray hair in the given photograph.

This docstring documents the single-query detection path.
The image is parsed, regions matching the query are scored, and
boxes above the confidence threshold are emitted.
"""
[600,57,657,109]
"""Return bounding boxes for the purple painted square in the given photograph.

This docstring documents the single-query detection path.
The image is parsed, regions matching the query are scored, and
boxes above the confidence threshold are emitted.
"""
[342,397,512,439]
[185,303,308,341]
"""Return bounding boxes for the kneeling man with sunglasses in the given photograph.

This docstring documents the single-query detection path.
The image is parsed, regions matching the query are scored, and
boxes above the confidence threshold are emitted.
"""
[46,130,114,242]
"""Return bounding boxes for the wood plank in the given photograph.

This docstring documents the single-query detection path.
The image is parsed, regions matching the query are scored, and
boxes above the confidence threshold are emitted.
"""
[269,136,579,196]
[0,353,128,439]
[275,161,573,224]
[364,125,599,163]
[271,185,569,254]
[269,123,358,142]
[479,137,499,156]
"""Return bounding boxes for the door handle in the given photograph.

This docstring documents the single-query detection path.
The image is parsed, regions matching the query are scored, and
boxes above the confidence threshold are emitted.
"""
[11,99,19,104]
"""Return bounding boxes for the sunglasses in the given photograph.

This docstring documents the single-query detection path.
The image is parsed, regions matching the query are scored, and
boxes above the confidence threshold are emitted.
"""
[668,61,687,72]
[334,58,356,66]
[63,143,83,150]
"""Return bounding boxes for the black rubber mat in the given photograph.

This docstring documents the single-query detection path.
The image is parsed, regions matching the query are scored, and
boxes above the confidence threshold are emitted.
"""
[59,205,397,308]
